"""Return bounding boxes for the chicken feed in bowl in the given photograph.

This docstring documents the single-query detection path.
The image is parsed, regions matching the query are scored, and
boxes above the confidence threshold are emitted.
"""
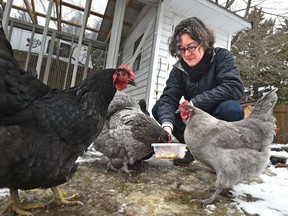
[151,143,187,159]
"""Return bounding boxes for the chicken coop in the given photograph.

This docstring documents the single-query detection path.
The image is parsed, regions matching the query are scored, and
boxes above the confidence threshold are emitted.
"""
[9,18,108,89]
[2,0,153,90]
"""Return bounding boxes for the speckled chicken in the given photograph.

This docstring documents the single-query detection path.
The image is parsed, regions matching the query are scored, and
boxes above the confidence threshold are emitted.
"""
[176,89,278,204]
[106,91,140,118]
[93,92,171,173]
[0,21,136,215]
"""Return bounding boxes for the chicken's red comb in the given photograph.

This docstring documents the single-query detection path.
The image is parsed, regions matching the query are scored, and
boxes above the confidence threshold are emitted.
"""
[118,64,131,71]
[180,100,190,108]
[118,64,135,80]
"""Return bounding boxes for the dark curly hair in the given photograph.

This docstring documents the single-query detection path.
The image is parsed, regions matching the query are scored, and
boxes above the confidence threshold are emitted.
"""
[169,17,215,58]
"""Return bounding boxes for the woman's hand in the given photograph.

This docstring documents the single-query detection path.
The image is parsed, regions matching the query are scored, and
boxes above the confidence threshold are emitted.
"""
[163,126,172,136]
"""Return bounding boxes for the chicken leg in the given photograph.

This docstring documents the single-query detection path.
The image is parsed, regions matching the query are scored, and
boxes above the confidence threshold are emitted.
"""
[120,156,131,174]
[4,189,45,216]
[48,187,83,206]
[105,158,118,173]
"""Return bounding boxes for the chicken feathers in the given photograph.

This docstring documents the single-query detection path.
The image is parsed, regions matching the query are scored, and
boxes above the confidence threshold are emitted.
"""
[176,89,278,204]
[0,27,50,118]
[93,92,171,173]
[107,91,140,118]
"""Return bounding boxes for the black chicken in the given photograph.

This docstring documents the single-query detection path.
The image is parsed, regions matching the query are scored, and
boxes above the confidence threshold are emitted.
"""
[93,92,171,173]
[0,27,50,119]
[176,89,278,204]
[0,23,136,215]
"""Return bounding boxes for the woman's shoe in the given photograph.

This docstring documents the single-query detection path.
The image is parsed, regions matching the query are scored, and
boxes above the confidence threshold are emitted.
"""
[173,149,194,166]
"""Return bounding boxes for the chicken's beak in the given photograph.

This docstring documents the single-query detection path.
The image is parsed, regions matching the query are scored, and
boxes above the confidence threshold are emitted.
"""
[129,80,137,86]
[175,108,182,114]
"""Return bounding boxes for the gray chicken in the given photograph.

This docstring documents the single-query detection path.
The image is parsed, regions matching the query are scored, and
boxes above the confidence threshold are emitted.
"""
[106,91,140,118]
[93,92,171,173]
[176,88,278,204]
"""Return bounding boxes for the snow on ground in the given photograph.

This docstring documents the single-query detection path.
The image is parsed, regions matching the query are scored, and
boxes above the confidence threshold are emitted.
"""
[75,145,103,163]
[229,144,288,216]
[0,189,8,198]
[232,166,288,216]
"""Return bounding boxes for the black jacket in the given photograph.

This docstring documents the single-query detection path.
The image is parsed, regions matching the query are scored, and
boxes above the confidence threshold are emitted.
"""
[157,47,244,126]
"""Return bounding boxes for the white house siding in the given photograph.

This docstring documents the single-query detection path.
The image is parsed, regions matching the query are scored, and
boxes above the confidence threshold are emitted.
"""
[213,28,231,48]
[150,9,174,104]
[121,5,157,103]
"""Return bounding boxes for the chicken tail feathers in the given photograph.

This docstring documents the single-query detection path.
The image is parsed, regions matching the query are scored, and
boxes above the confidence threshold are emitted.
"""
[251,88,278,116]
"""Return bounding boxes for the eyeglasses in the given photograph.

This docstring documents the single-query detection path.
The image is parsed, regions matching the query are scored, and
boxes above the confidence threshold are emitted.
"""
[177,43,200,54]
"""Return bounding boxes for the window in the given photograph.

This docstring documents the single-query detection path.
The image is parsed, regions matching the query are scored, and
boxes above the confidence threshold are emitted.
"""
[133,53,141,72]
[132,34,144,71]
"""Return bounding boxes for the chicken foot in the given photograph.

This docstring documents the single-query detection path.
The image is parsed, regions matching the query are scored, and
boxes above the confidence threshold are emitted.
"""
[192,188,223,204]
[105,157,131,174]
[48,187,83,206]
[3,189,45,216]
[120,156,131,174]
[105,158,119,173]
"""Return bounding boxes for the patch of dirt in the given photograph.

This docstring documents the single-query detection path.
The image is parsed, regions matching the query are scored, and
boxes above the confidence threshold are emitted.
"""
[0,154,247,216]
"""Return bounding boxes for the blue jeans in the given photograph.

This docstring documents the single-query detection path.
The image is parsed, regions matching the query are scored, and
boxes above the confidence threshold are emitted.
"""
[152,100,244,143]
